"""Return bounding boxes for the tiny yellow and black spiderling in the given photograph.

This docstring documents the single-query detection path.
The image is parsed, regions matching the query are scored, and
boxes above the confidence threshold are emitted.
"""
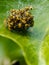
[4,6,34,31]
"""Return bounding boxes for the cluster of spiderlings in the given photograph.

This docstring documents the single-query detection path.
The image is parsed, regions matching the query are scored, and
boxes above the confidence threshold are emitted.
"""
[5,6,34,31]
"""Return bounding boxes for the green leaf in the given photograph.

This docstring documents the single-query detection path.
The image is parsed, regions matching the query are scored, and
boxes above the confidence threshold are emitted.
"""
[0,36,27,65]
[0,0,49,65]
[40,31,49,65]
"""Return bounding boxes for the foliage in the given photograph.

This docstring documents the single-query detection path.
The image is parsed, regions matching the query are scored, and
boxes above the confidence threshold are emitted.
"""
[0,0,49,65]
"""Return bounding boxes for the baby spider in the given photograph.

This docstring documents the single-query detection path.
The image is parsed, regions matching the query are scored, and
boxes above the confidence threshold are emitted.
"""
[4,6,34,31]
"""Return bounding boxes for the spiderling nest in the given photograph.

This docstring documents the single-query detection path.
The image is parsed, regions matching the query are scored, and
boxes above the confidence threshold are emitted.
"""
[4,6,34,31]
